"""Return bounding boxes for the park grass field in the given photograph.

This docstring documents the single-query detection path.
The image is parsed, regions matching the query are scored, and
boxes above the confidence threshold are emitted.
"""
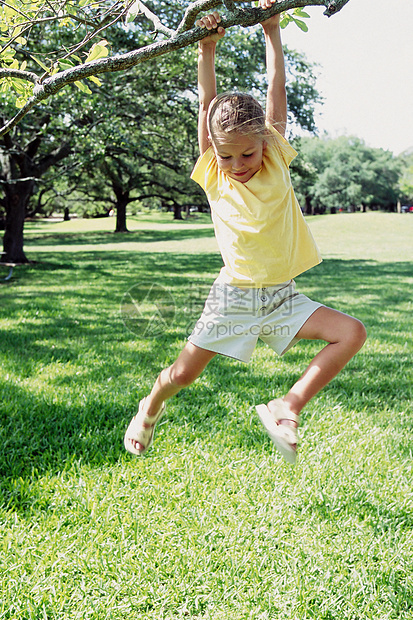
[0,212,412,619]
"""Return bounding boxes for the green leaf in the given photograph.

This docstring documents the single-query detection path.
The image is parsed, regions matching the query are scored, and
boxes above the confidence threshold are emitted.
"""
[1,49,16,61]
[87,75,102,86]
[293,8,311,19]
[31,55,50,72]
[15,96,28,108]
[74,80,92,94]
[281,10,310,31]
[66,3,77,16]
[85,40,109,63]
[13,80,26,94]
[280,12,292,29]
[292,17,308,32]
[58,60,75,71]
[126,1,141,23]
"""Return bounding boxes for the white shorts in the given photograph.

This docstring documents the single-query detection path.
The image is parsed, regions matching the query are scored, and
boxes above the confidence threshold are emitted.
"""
[188,279,323,363]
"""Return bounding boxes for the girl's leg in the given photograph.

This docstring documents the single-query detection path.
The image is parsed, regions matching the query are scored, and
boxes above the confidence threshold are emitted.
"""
[131,342,217,452]
[268,307,367,423]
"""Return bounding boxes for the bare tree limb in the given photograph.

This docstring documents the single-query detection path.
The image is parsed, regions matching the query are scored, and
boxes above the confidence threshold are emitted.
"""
[0,69,39,83]
[0,0,351,137]
[132,0,175,37]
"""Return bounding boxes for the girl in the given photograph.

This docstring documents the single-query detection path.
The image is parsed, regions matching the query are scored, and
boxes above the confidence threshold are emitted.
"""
[124,3,366,464]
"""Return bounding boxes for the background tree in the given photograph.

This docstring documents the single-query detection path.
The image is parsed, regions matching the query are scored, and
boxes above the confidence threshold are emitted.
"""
[0,103,73,262]
[60,26,321,228]
[0,15,115,261]
[292,135,401,214]
[397,149,413,205]
[60,45,201,229]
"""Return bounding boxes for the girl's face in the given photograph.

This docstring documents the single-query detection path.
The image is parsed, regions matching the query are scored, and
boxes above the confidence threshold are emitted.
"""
[212,133,266,183]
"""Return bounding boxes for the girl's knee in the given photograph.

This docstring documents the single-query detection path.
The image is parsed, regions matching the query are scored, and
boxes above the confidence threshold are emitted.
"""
[347,317,367,351]
[166,343,215,389]
[168,362,198,388]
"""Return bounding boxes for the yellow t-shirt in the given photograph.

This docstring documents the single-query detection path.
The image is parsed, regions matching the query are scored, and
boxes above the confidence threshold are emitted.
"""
[190,124,322,287]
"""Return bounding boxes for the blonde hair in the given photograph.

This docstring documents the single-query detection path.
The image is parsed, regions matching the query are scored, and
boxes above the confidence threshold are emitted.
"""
[207,92,266,145]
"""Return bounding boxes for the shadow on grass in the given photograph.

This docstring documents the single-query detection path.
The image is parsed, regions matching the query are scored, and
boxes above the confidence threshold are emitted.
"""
[0,252,412,512]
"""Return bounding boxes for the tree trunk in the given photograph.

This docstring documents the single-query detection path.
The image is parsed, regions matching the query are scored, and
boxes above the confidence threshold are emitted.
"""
[173,204,183,220]
[1,129,71,263]
[2,181,33,263]
[114,194,129,233]
[303,195,313,216]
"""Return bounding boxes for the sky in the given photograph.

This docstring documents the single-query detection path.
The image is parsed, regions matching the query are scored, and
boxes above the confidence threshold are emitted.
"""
[281,0,413,155]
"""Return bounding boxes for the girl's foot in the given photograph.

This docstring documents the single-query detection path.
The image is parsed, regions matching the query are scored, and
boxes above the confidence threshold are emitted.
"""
[124,397,166,455]
[255,398,298,464]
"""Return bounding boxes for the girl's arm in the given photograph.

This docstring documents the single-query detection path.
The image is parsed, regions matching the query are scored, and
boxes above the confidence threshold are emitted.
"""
[196,12,225,155]
[260,1,287,136]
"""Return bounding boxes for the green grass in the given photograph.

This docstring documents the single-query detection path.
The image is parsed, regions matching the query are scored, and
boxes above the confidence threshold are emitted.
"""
[0,212,412,619]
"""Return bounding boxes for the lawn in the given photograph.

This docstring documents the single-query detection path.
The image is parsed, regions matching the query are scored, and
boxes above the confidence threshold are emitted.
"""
[0,212,412,619]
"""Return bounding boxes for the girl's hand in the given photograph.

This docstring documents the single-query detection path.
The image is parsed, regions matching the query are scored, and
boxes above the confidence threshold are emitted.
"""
[196,11,226,45]
[259,0,281,29]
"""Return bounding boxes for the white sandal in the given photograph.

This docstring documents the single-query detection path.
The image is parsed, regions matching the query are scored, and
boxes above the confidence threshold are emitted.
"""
[124,397,166,455]
[255,398,298,464]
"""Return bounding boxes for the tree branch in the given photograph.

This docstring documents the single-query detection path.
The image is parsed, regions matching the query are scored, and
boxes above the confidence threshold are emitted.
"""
[323,0,351,17]
[0,0,351,137]
[176,0,222,34]
[132,0,175,37]
[0,69,39,83]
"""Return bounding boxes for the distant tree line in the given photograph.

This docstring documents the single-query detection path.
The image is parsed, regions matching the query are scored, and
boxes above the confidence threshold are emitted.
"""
[290,135,411,215]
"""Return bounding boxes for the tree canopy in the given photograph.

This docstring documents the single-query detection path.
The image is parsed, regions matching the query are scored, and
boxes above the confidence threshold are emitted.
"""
[291,135,402,214]
[1,0,327,261]
[0,0,351,136]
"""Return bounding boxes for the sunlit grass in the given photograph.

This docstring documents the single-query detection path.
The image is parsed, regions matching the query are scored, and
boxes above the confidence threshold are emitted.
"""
[0,212,412,619]
[23,211,413,260]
